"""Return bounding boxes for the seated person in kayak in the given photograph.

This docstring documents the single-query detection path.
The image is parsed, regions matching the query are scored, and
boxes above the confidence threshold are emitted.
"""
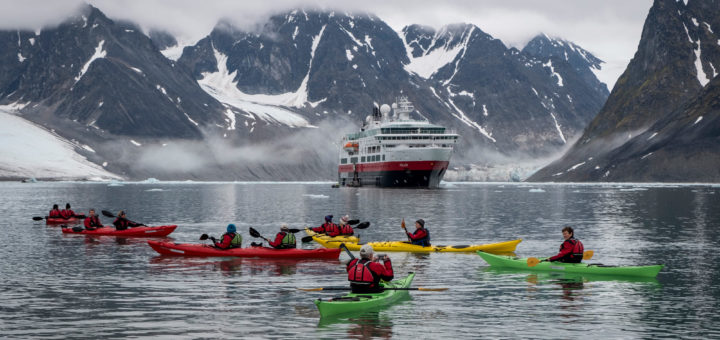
[84,209,104,230]
[311,215,340,237]
[49,204,62,218]
[113,211,142,230]
[60,203,77,219]
[403,219,430,246]
[214,224,242,249]
[547,226,585,263]
[338,215,354,236]
[268,224,296,249]
[347,244,393,293]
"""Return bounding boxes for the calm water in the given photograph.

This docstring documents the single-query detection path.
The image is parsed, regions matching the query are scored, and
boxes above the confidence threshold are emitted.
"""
[1,181,719,339]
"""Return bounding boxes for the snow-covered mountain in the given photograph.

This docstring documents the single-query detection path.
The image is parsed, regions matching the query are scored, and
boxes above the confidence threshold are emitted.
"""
[530,0,720,182]
[0,5,611,181]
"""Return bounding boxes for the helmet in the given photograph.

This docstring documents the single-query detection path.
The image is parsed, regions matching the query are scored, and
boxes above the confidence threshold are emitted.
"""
[227,224,237,233]
[359,244,374,259]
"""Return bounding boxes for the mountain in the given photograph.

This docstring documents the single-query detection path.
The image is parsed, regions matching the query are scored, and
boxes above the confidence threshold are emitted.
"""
[529,0,720,182]
[176,11,610,175]
[0,5,611,181]
[0,6,228,139]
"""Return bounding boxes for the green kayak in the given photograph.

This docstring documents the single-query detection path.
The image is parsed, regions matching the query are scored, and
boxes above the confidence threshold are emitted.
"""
[314,272,415,317]
[477,251,663,278]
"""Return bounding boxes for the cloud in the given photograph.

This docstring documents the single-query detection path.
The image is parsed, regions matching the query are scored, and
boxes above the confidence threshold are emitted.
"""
[0,0,652,88]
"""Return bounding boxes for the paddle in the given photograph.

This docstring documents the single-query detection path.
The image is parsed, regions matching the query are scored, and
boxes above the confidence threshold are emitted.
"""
[339,243,355,260]
[33,215,85,221]
[298,287,448,291]
[301,222,371,242]
[527,250,595,267]
[249,227,270,242]
[401,219,411,242]
[101,210,146,227]
[199,233,219,243]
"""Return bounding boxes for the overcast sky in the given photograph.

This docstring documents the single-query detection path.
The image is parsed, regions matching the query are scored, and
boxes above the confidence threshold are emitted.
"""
[1,0,653,88]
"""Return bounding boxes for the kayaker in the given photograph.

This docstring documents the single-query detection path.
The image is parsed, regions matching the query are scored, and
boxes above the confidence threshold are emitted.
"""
[84,209,104,230]
[311,215,340,237]
[113,211,142,230]
[214,224,242,249]
[403,219,430,246]
[60,203,77,219]
[338,215,354,236]
[268,224,296,249]
[49,204,62,218]
[347,244,394,293]
[547,226,585,263]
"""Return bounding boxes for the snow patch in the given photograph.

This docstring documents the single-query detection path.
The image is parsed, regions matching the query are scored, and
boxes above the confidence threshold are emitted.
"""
[129,66,143,74]
[28,38,35,45]
[293,26,299,40]
[543,59,564,86]
[130,140,142,146]
[75,40,106,83]
[641,152,653,160]
[567,162,585,172]
[225,109,236,130]
[437,87,495,142]
[482,104,488,116]
[17,53,25,63]
[0,106,118,180]
[197,46,314,127]
[647,132,658,140]
[694,44,710,86]
[549,112,566,143]
[693,116,703,125]
[404,28,472,79]
[82,144,95,153]
[346,49,354,61]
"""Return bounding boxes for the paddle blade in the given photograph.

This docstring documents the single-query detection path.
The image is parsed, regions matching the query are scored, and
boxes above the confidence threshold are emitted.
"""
[297,287,325,291]
[401,219,406,229]
[32,216,44,221]
[416,287,449,291]
[199,234,209,240]
[249,227,261,238]
[583,250,594,260]
[348,219,360,225]
[355,222,370,229]
[301,236,314,243]
[288,228,301,233]
[101,210,115,218]
[527,257,541,267]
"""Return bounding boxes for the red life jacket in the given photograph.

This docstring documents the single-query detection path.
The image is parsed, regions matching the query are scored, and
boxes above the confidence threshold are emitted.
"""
[60,209,75,219]
[562,238,585,262]
[49,209,62,218]
[339,224,353,235]
[323,222,339,236]
[348,259,378,285]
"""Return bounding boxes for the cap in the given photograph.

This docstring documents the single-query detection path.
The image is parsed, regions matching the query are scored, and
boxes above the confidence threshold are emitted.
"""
[281,223,289,232]
[227,224,237,233]
[359,244,374,259]
[341,215,349,223]
[416,219,425,228]
[325,215,333,222]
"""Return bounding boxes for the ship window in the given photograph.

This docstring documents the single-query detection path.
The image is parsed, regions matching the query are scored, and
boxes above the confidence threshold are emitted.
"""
[382,154,385,161]
[351,157,358,164]
[361,156,366,162]
[341,158,348,164]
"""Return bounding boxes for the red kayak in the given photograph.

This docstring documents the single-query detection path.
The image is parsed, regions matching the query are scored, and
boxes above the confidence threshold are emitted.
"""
[62,225,177,237]
[46,217,80,225]
[147,241,341,259]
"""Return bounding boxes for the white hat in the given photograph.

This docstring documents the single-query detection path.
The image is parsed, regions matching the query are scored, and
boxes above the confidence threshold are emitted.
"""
[341,215,349,222]
[359,244,374,259]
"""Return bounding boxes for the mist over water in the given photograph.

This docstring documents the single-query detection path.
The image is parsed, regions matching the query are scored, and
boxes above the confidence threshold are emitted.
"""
[1,181,719,338]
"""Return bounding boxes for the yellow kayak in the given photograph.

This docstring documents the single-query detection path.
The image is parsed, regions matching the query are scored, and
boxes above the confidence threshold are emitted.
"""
[312,236,521,253]
[305,228,359,243]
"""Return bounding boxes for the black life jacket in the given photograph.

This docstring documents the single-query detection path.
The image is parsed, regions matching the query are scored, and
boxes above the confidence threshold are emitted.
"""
[411,228,431,247]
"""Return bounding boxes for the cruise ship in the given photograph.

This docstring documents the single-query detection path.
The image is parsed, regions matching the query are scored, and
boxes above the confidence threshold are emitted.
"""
[338,97,458,188]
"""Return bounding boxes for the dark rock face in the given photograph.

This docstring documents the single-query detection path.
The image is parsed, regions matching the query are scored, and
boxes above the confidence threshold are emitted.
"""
[530,0,720,182]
